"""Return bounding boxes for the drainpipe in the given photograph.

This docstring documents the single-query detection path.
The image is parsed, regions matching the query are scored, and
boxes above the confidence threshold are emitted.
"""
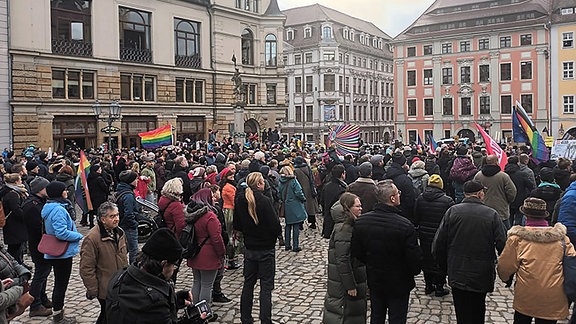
[206,1,217,136]
[7,0,12,150]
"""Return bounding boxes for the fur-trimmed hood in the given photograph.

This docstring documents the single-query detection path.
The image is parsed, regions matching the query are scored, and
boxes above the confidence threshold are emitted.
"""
[507,223,567,243]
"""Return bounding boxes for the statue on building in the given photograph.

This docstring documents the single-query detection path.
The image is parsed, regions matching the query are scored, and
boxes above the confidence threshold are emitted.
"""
[231,54,244,103]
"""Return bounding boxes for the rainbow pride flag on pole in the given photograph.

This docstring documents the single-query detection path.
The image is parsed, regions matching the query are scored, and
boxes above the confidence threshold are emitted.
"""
[139,125,173,149]
[75,150,93,213]
[512,101,549,162]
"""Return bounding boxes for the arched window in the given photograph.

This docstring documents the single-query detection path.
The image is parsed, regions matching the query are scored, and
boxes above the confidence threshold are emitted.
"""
[265,34,277,66]
[174,19,200,57]
[322,26,332,39]
[241,29,254,65]
[343,28,349,39]
[119,7,152,62]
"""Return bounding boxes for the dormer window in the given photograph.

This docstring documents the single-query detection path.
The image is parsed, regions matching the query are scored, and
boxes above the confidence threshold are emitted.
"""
[349,30,355,41]
[322,25,332,39]
[378,39,383,49]
[286,29,294,41]
[304,26,312,38]
[343,28,349,40]
[359,34,365,44]
[372,37,377,48]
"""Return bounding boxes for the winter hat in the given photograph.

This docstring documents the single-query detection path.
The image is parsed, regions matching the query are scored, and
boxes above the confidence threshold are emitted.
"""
[410,160,425,170]
[463,180,485,194]
[89,164,100,174]
[30,176,50,194]
[428,174,444,189]
[456,146,468,156]
[260,165,271,176]
[391,152,407,166]
[25,161,38,172]
[46,181,67,198]
[370,154,384,166]
[119,170,138,184]
[539,167,555,183]
[193,167,206,178]
[520,197,549,219]
[142,228,182,263]
[294,156,305,166]
[358,161,373,177]
[412,157,421,163]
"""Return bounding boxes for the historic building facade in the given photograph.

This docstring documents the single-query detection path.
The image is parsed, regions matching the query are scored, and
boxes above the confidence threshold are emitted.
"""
[394,0,551,145]
[0,0,9,150]
[9,0,285,151]
[282,4,394,145]
[551,0,576,139]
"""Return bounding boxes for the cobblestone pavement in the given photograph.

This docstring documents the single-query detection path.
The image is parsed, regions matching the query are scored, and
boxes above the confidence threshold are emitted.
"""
[12,220,574,324]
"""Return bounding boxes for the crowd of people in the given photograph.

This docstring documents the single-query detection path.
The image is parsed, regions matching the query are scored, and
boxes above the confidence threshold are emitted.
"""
[0,136,575,323]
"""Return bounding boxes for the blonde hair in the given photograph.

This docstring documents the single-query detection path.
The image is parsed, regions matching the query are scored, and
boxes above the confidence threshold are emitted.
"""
[161,178,183,200]
[131,162,140,174]
[3,173,20,184]
[279,166,294,176]
[245,172,263,225]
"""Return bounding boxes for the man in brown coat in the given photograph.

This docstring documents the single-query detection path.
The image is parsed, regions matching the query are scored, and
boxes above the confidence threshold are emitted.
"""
[80,201,128,324]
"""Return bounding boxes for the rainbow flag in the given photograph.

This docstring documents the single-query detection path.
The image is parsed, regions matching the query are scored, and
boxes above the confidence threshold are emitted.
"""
[139,125,173,149]
[75,150,93,213]
[512,101,549,162]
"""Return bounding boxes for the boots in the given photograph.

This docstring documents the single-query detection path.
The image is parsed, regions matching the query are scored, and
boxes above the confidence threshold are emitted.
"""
[53,309,77,324]
[434,284,450,297]
[424,283,434,295]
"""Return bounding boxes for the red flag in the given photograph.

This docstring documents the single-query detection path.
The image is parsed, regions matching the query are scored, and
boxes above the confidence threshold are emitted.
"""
[474,123,508,171]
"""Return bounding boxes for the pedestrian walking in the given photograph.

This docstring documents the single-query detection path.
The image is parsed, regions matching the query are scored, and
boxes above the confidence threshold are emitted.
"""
[278,166,307,252]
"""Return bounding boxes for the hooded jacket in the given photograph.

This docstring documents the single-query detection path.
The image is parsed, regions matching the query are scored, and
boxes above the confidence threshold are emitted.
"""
[474,164,517,221]
[385,162,417,223]
[504,163,534,211]
[41,200,83,259]
[497,223,575,320]
[278,175,307,225]
[185,203,225,270]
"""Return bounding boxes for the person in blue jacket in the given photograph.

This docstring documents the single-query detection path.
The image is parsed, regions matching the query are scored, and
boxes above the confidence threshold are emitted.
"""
[278,166,307,252]
[42,181,83,324]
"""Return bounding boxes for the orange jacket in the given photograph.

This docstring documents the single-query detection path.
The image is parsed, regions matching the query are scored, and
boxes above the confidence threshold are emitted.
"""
[221,182,236,209]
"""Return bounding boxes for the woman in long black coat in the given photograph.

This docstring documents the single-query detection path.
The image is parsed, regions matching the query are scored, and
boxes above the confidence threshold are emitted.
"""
[0,173,29,264]
[87,164,110,227]
[414,174,454,296]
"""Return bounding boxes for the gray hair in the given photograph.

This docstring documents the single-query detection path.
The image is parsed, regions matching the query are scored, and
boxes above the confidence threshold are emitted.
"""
[375,180,397,204]
[98,201,118,219]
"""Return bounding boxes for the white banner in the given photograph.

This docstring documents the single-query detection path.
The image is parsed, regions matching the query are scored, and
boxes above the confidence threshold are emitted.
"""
[551,140,576,160]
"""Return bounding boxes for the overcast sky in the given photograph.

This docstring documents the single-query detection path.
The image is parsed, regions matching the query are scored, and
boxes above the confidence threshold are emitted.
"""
[278,0,436,38]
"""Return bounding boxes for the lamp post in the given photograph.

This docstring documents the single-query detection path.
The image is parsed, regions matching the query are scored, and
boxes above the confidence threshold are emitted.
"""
[93,100,122,152]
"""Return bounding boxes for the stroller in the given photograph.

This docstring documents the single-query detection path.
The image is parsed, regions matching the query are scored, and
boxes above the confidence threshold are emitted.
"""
[136,197,159,243]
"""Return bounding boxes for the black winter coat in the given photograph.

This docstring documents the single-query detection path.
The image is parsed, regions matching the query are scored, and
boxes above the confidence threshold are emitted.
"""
[320,178,347,238]
[0,186,28,244]
[342,160,358,184]
[385,163,417,223]
[554,168,572,191]
[351,203,422,296]
[414,187,454,274]
[347,177,378,212]
[22,194,47,262]
[432,197,507,293]
[172,166,191,204]
[504,163,534,211]
[530,183,562,220]
[88,172,110,211]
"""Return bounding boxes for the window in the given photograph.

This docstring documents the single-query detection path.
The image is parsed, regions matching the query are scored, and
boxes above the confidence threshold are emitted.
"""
[174,18,200,68]
[323,51,335,61]
[286,30,294,41]
[51,68,94,99]
[266,84,276,104]
[294,54,301,65]
[564,96,575,114]
[305,105,313,122]
[119,7,152,63]
[322,26,332,39]
[51,0,92,56]
[442,67,453,84]
[562,8,575,15]
[175,78,204,103]
[444,130,451,139]
[242,84,257,104]
[460,41,471,52]
[478,38,489,50]
[460,66,471,83]
[304,27,311,38]
[520,34,532,45]
[461,97,471,115]
[407,70,416,86]
[265,34,277,66]
[407,46,416,57]
[339,76,343,92]
[305,52,312,63]
[295,105,302,122]
[237,0,258,12]
[520,61,532,79]
[501,95,512,114]
[423,45,432,55]
[424,98,433,115]
[306,76,313,92]
[408,130,417,144]
[423,69,433,85]
[500,36,511,48]
[563,32,574,48]
[345,77,349,93]
[343,29,349,39]
[479,64,490,82]
[120,73,155,101]
[479,96,490,114]
[521,94,532,113]
[442,43,452,54]
[563,62,574,79]
[501,63,512,81]
[443,97,453,115]
[324,74,335,91]
[424,130,433,144]
[295,77,302,93]
[408,99,417,116]
[241,29,254,65]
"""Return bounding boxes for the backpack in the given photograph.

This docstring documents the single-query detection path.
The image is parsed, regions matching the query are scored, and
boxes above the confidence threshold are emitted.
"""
[411,176,424,196]
[179,221,209,259]
[153,208,167,229]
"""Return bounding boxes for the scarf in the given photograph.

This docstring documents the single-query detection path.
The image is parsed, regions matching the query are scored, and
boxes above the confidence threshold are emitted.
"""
[525,218,549,227]
[5,183,28,199]
[538,181,560,189]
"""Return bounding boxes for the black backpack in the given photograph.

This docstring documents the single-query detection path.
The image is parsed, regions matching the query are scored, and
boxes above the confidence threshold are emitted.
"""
[179,221,208,259]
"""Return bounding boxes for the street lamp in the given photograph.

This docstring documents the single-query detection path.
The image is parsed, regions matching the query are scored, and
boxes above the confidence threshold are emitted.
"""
[93,100,122,152]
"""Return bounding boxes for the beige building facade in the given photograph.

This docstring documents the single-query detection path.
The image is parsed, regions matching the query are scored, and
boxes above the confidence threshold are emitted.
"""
[9,0,285,152]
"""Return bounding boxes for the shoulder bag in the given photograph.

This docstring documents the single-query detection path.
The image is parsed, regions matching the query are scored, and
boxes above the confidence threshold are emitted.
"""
[37,222,69,257]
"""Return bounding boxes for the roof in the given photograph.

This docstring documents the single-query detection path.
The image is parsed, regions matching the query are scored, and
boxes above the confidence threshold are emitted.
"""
[551,0,576,23]
[264,0,284,17]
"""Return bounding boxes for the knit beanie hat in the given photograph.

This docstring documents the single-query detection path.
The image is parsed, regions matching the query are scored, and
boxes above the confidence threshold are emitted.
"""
[30,176,50,194]
[26,161,38,172]
[119,170,138,184]
[142,228,183,263]
[358,161,373,177]
[46,181,67,198]
[428,174,444,189]
[391,152,407,166]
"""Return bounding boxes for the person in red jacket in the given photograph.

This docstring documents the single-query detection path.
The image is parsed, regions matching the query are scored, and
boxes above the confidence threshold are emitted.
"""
[158,178,186,283]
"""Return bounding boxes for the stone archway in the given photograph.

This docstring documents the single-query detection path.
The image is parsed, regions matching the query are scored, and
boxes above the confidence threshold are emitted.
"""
[244,118,259,135]
[457,129,476,143]
[383,132,391,144]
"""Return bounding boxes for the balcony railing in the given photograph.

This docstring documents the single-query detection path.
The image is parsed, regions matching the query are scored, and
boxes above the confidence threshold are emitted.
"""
[52,39,92,57]
[175,55,201,69]
[120,47,152,63]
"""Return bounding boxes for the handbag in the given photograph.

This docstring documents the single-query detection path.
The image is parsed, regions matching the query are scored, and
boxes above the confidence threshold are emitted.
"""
[37,221,69,257]
[561,238,576,302]
[6,292,34,320]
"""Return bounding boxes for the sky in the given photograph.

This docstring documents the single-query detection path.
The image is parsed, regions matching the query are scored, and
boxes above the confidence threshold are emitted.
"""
[278,0,436,38]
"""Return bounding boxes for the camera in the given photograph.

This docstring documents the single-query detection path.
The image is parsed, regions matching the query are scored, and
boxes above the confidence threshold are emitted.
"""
[179,300,212,324]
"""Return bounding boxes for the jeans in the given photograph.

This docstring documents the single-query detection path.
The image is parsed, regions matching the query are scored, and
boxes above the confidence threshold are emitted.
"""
[514,311,557,324]
[284,223,301,249]
[191,269,217,305]
[212,266,224,297]
[124,227,139,265]
[241,248,275,324]
[49,257,73,312]
[7,243,24,264]
[369,291,410,324]
[97,298,107,324]
[452,287,487,324]
[30,257,52,310]
[453,182,464,204]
